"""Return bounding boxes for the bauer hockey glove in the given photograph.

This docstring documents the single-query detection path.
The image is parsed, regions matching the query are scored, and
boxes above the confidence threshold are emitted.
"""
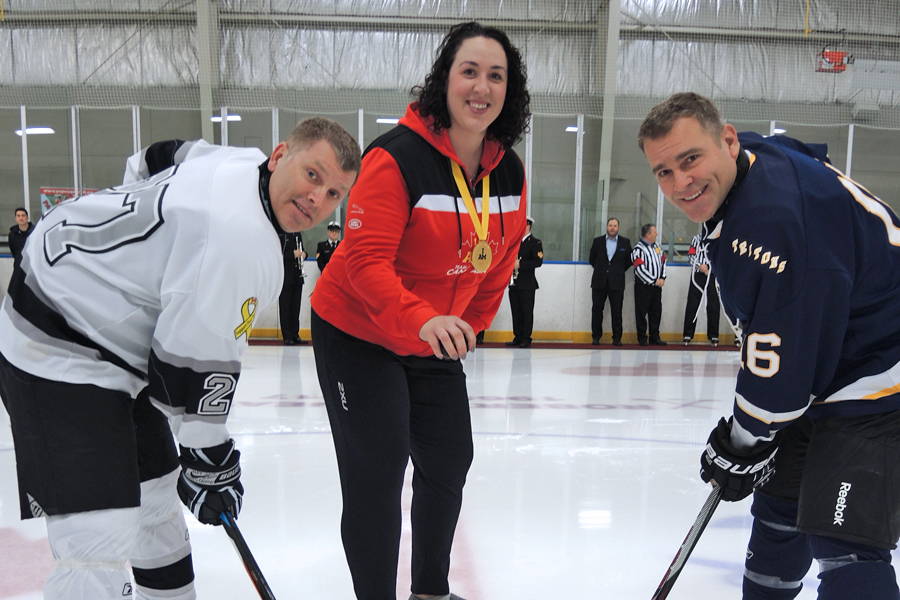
[700,417,778,502]
[177,439,244,525]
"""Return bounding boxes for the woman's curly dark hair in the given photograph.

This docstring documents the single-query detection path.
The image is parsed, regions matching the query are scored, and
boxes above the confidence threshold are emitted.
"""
[412,21,531,149]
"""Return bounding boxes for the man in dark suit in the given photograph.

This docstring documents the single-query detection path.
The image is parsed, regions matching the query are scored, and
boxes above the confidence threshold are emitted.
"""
[506,217,543,348]
[588,217,631,346]
[316,220,341,273]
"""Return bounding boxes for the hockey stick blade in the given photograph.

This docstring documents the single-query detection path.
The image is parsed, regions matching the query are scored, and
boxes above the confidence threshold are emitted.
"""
[220,511,277,600]
[650,484,723,600]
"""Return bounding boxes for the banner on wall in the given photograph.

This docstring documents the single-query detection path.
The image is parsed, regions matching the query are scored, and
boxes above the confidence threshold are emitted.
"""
[39,187,98,215]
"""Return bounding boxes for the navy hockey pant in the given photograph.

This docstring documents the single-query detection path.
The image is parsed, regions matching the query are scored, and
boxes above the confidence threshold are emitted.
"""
[743,413,900,600]
[311,311,474,600]
[744,493,900,600]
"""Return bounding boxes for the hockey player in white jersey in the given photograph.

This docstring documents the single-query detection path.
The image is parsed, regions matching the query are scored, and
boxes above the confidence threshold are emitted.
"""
[0,117,360,600]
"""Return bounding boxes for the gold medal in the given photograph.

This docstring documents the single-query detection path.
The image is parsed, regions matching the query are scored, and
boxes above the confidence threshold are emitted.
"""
[451,161,492,273]
[471,240,493,273]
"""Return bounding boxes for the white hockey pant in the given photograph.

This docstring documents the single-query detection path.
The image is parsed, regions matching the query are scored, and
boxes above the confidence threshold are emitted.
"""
[45,507,138,600]
[44,471,195,600]
[131,470,195,600]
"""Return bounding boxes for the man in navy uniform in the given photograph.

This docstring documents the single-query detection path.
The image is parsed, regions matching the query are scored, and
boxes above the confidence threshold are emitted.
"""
[640,91,900,600]
[506,217,543,348]
[588,217,631,346]
[279,229,307,345]
[316,220,341,273]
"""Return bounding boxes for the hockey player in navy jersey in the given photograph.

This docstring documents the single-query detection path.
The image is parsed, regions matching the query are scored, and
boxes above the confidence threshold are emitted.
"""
[639,92,900,600]
[0,118,360,600]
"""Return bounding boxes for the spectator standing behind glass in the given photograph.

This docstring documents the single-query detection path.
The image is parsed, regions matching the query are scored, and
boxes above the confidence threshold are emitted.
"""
[632,223,668,346]
[505,216,543,348]
[279,230,308,345]
[316,220,342,273]
[310,21,530,600]
[588,217,631,346]
[8,207,34,271]
[682,230,720,346]
[0,118,360,600]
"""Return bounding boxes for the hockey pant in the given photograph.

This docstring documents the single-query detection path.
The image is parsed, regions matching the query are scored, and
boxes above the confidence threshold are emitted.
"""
[45,470,195,600]
[743,413,900,600]
[0,353,195,600]
[744,493,899,600]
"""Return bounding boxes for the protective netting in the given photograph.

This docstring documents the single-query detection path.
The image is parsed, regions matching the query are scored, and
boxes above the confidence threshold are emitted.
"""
[0,0,898,128]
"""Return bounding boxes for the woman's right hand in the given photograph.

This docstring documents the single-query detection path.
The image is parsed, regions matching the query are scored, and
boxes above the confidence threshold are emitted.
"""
[419,316,476,360]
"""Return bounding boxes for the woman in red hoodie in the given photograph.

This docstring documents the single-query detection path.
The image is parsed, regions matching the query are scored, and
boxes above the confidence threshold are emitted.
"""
[311,21,531,600]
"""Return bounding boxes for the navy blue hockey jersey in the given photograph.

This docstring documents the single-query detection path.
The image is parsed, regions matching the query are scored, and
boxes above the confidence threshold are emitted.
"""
[705,132,900,439]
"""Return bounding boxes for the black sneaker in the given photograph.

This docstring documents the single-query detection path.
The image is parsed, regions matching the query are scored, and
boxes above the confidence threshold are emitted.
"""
[612,340,623,347]
[591,338,600,346]
[650,338,668,346]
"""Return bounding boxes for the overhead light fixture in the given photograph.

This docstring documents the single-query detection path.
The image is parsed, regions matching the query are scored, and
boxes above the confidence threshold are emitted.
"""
[376,118,399,124]
[773,127,787,135]
[566,126,578,132]
[16,127,55,136]
[210,114,242,122]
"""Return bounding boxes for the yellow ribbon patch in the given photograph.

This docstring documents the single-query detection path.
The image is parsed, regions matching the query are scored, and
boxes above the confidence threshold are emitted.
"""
[234,297,258,340]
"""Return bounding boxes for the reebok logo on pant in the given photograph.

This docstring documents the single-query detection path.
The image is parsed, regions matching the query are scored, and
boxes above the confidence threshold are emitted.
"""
[833,482,851,526]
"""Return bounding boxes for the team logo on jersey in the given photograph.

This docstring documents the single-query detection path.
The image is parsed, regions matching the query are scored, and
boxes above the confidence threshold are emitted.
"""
[348,218,362,229]
[731,239,787,274]
[234,297,258,340]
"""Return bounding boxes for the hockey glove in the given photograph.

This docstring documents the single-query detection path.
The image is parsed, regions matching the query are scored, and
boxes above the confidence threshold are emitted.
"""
[177,439,243,525]
[700,417,778,502]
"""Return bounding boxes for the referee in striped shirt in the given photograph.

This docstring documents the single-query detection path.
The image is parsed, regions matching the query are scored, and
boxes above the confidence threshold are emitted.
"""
[632,223,667,346]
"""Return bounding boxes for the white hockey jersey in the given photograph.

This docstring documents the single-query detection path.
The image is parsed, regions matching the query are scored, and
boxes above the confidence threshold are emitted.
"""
[0,141,283,448]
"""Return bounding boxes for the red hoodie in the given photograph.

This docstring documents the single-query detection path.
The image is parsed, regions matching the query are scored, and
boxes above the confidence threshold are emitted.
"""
[311,103,528,357]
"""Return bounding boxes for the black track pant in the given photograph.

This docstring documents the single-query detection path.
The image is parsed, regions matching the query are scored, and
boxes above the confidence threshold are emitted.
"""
[682,271,720,341]
[278,267,304,340]
[634,283,662,342]
[311,310,474,600]
[508,287,536,344]
[591,284,624,342]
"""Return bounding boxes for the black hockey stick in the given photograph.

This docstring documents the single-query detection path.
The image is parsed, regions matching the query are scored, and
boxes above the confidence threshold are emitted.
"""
[220,511,277,600]
[651,484,723,600]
